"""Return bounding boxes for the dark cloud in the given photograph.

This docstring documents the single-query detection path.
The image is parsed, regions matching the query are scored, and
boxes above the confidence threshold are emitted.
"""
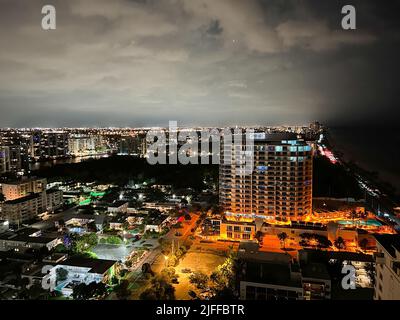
[0,0,399,127]
[206,20,223,36]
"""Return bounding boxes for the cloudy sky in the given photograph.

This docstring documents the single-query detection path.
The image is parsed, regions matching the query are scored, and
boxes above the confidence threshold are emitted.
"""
[0,0,399,127]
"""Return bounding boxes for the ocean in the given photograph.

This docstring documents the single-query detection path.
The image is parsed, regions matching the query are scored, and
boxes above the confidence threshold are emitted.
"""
[329,126,400,193]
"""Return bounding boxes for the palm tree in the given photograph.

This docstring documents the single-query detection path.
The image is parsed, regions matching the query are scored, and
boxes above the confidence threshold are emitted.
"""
[255,231,263,243]
[277,232,288,249]
[334,237,345,251]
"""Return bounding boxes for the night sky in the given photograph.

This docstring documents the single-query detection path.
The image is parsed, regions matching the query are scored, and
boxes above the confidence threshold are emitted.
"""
[0,0,399,127]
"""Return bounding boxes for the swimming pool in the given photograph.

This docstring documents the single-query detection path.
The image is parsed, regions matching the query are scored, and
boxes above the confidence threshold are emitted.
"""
[337,219,382,227]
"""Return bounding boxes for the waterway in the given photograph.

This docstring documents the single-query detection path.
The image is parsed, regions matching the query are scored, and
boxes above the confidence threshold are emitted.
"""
[29,154,110,171]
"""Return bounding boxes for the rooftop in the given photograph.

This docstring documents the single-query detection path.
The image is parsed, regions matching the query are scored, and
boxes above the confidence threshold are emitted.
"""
[3,193,41,205]
[65,214,106,225]
[252,132,298,142]
[223,219,256,227]
[242,260,302,288]
[108,201,128,208]
[0,228,59,244]
[58,257,117,274]
[301,262,330,280]
[46,189,62,195]
[146,214,169,225]
[110,215,127,223]
[239,249,292,264]
[375,234,400,258]
[299,249,374,263]
[0,233,59,244]
[2,177,45,186]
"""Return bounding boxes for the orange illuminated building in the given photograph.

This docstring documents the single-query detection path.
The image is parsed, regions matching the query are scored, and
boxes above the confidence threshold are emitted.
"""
[220,132,313,222]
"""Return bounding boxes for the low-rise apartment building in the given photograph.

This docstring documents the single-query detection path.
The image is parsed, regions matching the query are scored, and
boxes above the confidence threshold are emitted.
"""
[1,177,47,201]
[238,246,332,300]
[0,193,47,225]
[0,228,61,252]
[220,220,256,241]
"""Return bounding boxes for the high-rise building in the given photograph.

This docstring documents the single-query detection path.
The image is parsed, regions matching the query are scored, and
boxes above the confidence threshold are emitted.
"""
[0,146,11,174]
[219,132,313,221]
[8,145,22,173]
[30,131,69,160]
[118,134,147,156]
[0,130,31,174]
[374,234,400,300]
[68,134,104,156]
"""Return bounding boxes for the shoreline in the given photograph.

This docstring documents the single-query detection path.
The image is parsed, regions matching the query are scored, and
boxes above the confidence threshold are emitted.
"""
[326,129,398,197]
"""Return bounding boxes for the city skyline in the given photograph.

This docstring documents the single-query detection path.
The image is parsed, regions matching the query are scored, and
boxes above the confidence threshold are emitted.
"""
[1,0,400,305]
[1,0,399,127]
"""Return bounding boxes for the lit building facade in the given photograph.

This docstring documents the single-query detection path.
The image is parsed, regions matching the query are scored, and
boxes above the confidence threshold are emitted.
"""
[374,234,400,300]
[219,220,256,241]
[0,146,10,174]
[68,134,105,156]
[1,177,47,201]
[220,132,313,221]
[30,131,69,160]
[0,192,47,225]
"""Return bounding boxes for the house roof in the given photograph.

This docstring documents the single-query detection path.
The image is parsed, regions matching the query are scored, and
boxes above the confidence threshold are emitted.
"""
[242,260,302,288]
[301,262,330,280]
[58,257,117,274]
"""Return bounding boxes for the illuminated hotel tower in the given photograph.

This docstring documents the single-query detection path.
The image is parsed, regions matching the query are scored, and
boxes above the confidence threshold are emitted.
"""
[219,132,313,221]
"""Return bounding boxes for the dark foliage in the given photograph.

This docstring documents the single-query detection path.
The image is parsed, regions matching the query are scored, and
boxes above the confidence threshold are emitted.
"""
[33,156,218,191]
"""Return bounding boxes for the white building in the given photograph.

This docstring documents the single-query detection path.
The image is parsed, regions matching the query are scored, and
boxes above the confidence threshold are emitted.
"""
[50,257,117,296]
[0,189,63,225]
[46,189,63,212]
[107,201,128,214]
[374,234,400,300]
[0,193,47,225]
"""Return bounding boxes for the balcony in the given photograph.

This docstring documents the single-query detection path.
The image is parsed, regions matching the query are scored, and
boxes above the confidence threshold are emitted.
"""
[374,252,385,265]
